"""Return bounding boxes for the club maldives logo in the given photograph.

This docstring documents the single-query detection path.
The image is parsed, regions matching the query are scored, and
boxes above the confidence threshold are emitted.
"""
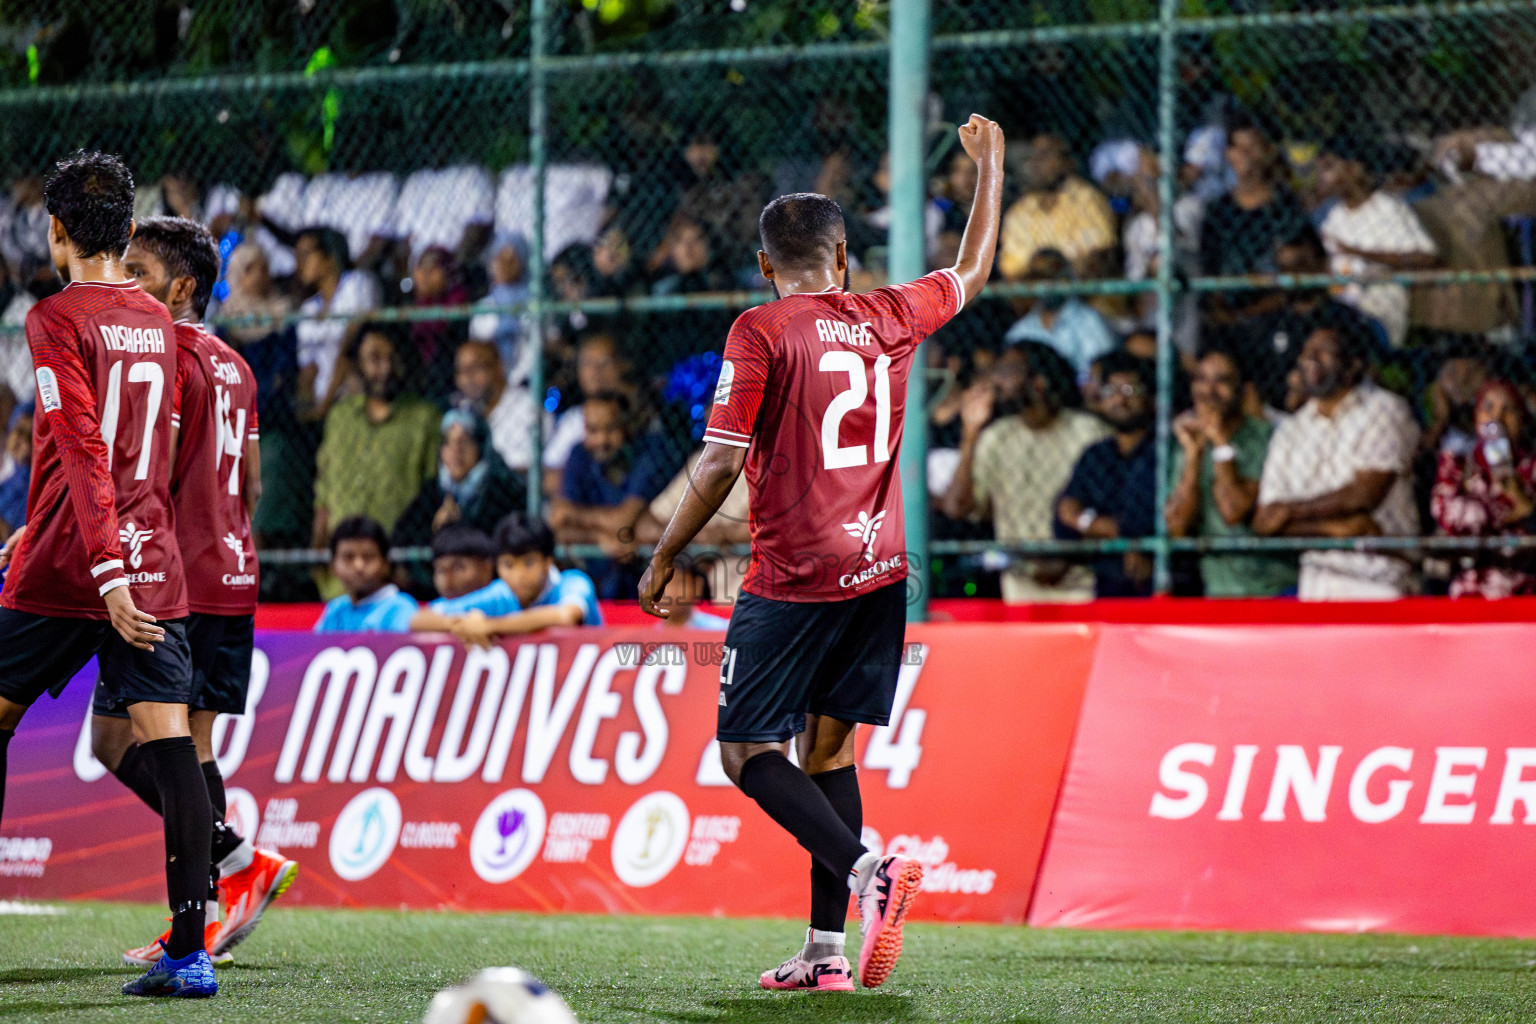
[224,532,247,572]
[328,788,402,882]
[119,522,153,568]
[224,787,260,843]
[470,789,547,884]
[843,509,886,563]
[611,791,690,888]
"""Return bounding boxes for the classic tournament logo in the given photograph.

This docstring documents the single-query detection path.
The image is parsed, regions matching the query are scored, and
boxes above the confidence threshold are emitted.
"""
[843,509,887,563]
[119,522,153,569]
[470,789,547,884]
[224,532,247,573]
[328,788,403,882]
[611,791,691,888]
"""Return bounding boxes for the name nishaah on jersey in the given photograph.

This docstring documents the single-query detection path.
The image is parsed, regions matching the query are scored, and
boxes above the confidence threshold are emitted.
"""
[815,319,874,347]
[100,324,166,353]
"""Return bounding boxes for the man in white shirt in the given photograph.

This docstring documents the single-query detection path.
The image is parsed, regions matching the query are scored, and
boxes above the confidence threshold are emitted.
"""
[1315,140,1438,347]
[293,227,383,410]
[1254,324,1420,599]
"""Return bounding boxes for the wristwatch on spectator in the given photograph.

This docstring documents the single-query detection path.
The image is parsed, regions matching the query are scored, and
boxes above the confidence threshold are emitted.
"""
[1076,508,1099,533]
[1211,444,1237,464]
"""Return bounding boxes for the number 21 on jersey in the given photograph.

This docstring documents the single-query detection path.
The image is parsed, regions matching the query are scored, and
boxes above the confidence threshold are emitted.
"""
[819,350,892,470]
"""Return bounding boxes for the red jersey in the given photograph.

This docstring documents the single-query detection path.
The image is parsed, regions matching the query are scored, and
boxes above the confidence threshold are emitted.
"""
[3,280,188,620]
[170,322,260,615]
[704,269,963,601]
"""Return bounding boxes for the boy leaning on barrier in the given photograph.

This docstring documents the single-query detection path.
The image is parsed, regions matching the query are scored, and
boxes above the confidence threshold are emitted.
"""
[447,513,603,648]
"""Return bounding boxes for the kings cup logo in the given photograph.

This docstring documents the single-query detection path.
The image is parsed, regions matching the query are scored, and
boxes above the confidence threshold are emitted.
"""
[224,532,247,572]
[842,509,887,563]
[119,522,153,569]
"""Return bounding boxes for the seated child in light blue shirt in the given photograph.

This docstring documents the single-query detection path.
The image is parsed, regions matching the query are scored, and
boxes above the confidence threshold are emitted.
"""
[408,523,520,632]
[451,514,603,647]
[314,516,418,633]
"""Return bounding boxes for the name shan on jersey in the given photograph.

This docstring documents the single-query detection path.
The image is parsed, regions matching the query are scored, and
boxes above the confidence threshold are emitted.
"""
[100,324,167,354]
[815,319,874,347]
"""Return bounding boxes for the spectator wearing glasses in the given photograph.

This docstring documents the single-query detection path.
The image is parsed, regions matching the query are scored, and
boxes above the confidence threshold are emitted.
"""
[1166,348,1297,596]
[1056,352,1158,597]
[1254,324,1420,599]
[1431,379,1536,598]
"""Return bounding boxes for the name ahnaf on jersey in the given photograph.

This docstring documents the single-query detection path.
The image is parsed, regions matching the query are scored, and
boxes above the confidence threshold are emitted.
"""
[100,324,167,354]
[815,319,874,347]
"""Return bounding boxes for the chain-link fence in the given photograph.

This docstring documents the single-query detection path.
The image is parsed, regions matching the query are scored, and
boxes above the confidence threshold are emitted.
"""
[1,0,1535,607]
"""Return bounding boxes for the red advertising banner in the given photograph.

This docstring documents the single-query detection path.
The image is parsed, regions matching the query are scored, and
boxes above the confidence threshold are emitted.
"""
[1,624,1094,924]
[1030,624,1536,936]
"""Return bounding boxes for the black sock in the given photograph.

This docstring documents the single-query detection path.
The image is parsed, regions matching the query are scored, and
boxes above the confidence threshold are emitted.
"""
[0,728,12,826]
[737,752,865,882]
[201,760,226,819]
[143,737,211,960]
[809,765,862,933]
[111,742,164,816]
[211,818,243,866]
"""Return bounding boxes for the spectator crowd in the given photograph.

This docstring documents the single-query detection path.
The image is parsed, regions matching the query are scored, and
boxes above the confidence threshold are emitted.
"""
[7,81,1536,610]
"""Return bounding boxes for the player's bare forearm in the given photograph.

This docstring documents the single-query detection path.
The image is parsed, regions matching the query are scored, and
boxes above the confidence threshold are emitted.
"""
[952,114,1006,308]
[654,443,746,562]
[244,438,263,518]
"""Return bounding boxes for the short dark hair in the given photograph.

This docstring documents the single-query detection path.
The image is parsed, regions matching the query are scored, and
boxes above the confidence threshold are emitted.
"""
[131,216,221,317]
[1009,340,1081,410]
[495,513,556,558]
[1312,320,1375,370]
[44,151,135,260]
[1096,350,1155,394]
[330,515,389,560]
[1196,344,1250,383]
[431,523,497,561]
[296,226,351,270]
[758,192,844,273]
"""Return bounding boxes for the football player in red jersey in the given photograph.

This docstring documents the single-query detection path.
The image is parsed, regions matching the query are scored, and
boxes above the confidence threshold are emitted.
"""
[92,216,296,969]
[0,153,217,996]
[639,115,1005,991]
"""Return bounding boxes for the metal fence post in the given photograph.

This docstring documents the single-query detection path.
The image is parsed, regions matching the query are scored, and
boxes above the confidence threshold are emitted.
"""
[890,0,932,622]
[526,0,549,520]
[1151,0,1181,595]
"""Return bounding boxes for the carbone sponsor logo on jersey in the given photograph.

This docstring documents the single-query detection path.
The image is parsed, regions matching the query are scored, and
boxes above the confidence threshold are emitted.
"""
[328,788,402,881]
[0,837,52,878]
[840,553,902,588]
[119,523,153,569]
[100,324,166,353]
[611,791,690,887]
[470,789,546,883]
[1148,742,1536,826]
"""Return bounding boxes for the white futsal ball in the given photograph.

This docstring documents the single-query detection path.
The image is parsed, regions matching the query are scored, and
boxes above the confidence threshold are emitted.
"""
[423,967,578,1024]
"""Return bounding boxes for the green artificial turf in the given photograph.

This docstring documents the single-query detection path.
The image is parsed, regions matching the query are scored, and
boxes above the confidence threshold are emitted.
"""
[1,901,1533,1022]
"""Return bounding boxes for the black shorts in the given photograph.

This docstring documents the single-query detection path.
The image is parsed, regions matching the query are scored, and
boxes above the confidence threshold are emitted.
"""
[0,608,191,711]
[716,581,907,743]
[95,612,253,718]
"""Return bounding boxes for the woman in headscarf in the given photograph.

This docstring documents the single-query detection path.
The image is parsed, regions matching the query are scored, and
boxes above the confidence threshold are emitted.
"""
[393,406,527,549]
[1431,378,1536,597]
[212,242,294,346]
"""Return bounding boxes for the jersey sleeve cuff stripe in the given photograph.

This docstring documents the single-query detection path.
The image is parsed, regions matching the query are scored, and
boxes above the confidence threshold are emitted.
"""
[707,427,751,438]
[91,559,124,578]
[938,267,966,310]
[98,577,129,597]
[702,432,751,449]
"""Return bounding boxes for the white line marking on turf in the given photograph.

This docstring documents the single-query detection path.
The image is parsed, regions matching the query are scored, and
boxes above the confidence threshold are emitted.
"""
[0,900,67,915]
